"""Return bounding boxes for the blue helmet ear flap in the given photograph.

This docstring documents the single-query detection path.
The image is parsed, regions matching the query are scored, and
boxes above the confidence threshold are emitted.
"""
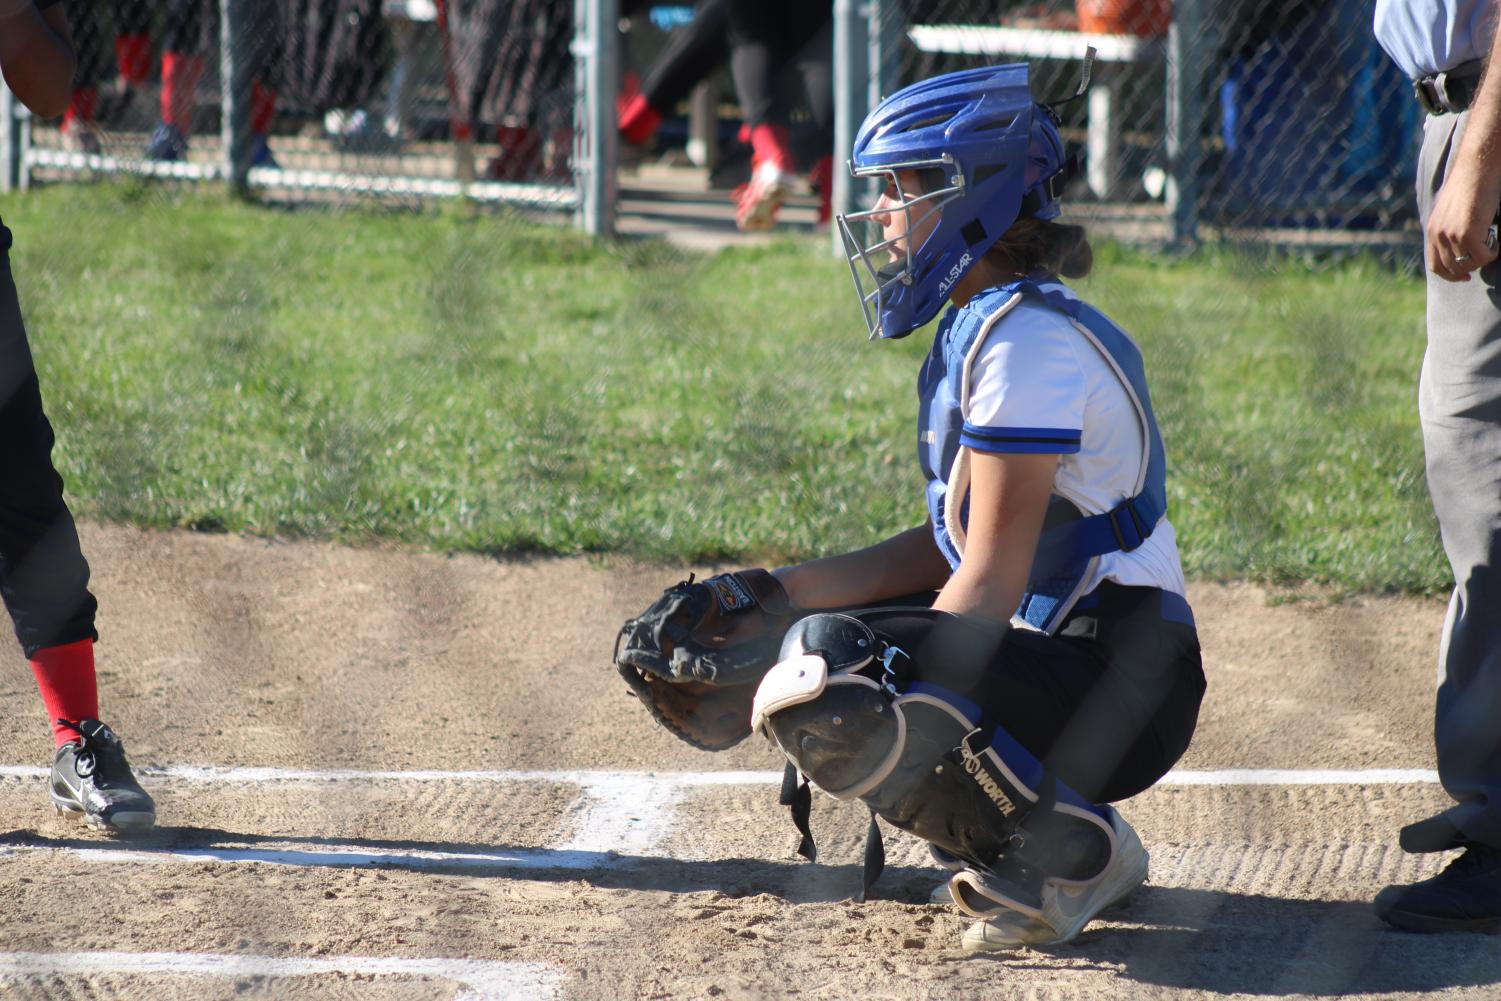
[1019,149,1080,220]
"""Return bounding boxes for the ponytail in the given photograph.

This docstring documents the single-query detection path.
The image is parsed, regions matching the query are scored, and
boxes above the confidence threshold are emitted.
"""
[985,219,1093,279]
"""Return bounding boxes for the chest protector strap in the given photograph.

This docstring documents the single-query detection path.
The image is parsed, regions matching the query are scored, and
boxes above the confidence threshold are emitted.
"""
[995,279,1169,632]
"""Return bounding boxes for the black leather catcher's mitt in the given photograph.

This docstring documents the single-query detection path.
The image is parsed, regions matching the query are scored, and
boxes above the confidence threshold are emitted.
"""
[614,569,792,751]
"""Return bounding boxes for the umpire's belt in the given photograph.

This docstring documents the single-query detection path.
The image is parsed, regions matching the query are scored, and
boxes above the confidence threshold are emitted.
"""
[1414,60,1483,115]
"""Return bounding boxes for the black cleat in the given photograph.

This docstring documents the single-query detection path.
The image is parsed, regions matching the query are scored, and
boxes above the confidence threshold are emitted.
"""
[1375,844,1501,933]
[50,719,156,833]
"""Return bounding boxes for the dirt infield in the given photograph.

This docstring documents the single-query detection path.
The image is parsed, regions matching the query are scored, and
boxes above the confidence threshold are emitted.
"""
[0,524,1495,1000]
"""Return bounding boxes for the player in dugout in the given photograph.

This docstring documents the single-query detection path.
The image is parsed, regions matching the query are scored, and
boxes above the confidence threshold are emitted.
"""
[0,0,156,833]
[616,61,1205,950]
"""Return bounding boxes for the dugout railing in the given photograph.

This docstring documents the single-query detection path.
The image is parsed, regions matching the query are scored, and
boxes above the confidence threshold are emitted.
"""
[0,0,618,234]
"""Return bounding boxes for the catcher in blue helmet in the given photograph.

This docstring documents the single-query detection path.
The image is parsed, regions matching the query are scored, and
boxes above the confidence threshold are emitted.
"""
[751,62,1206,951]
[615,61,1205,952]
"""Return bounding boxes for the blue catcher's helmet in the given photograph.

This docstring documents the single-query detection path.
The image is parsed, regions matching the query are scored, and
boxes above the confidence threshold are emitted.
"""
[836,63,1076,340]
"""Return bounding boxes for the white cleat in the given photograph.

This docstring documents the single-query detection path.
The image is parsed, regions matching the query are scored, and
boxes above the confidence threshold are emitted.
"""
[734,161,790,233]
[959,805,1148,951]
[958,907,1060,950]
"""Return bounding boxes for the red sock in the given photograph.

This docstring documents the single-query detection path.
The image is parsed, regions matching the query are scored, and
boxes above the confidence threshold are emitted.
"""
[489,124,540,179]
[29,639,100,747]
[63,87,98,132]
[250,81,276,136]
[619,92,662,146]
[749,124,794,171]
[115,33,151,86]
[160,51,205,134]
[496,124,537,149]
[810,153,834,224]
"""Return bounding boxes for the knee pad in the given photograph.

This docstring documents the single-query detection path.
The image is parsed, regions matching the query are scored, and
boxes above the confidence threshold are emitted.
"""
[751,613,903,799]
[752,612,1117,885]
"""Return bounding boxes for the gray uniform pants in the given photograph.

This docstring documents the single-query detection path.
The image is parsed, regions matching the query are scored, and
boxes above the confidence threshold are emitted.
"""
[1415,109,1501,851]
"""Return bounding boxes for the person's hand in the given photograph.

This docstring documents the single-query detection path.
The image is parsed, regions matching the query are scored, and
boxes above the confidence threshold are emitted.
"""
[1427,159,1501,282]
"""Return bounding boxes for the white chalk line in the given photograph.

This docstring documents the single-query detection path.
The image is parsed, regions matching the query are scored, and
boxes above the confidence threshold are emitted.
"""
[0,768,1448,994]
[0,765,1443,785]
[0,843,609,872]
[0,777,692,871]
[0,764,1441,861]
[0,951,563,1001]
[1157,768,1439,785]
[559,773,692,855]
[0,764,1441,877]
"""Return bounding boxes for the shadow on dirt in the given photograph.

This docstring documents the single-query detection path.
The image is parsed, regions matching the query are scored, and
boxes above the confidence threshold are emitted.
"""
[963,883,1501,995]
[0,826,938,904]
[7,828,1494,995]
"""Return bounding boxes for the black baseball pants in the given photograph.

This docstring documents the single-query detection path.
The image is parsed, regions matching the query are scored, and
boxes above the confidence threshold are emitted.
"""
[0,225,98,659]
[854,582,1206,805]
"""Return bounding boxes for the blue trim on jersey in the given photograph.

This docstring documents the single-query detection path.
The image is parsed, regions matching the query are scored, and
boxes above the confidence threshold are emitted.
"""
[963,424,1083,440]
[960,423,1082,454]
[961,438,1083,455]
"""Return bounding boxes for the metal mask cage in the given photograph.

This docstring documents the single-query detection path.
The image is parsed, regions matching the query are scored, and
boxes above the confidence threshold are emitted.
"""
[835,154,964,340]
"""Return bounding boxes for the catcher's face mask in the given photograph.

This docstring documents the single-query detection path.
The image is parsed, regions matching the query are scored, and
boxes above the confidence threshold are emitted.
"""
[837,161,962,342]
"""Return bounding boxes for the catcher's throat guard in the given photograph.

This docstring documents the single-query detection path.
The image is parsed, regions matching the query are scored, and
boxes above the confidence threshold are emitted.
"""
[753,613,1117,895]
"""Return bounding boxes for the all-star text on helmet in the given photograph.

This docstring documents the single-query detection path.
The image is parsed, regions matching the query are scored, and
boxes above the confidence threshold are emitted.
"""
[836,62,1079,340]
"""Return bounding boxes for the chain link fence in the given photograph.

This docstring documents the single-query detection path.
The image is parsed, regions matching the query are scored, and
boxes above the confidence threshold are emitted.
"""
[836,0,1423,258]
[0,0,1426,255]
[4,0,611,221]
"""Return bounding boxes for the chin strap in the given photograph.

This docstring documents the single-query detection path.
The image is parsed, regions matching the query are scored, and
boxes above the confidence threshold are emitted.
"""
[1040,45,1096,116]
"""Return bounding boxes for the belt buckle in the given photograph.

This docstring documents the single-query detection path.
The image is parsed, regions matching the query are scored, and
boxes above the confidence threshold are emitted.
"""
[1415,77,1443,115]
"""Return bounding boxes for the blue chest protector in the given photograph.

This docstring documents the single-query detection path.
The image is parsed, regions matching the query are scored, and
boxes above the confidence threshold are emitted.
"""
[918,276,1168,633]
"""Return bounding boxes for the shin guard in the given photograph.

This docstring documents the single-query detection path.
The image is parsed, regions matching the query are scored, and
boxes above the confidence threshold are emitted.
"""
[752,613,1118,894]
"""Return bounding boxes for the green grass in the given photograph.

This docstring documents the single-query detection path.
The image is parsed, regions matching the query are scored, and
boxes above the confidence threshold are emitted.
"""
[2,184,1444,592]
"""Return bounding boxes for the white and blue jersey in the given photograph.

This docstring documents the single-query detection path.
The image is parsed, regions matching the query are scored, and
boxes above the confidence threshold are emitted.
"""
[918,276,1187,633]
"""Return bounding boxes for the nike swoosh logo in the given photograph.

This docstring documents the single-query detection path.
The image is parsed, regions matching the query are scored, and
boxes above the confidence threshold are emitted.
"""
[1047,885,1093,923]
[55,769,83,801]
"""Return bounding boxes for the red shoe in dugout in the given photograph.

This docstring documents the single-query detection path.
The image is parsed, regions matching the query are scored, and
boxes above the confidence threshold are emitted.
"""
[734,123,795,232]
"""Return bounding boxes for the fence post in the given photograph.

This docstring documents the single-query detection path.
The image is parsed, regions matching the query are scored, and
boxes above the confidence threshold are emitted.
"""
[1165,0,1203,248]
[869,0,900,109]
[574,0,618,238]
[0,81,17,194]
[832,0,869,256]
[220,0,253,195]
